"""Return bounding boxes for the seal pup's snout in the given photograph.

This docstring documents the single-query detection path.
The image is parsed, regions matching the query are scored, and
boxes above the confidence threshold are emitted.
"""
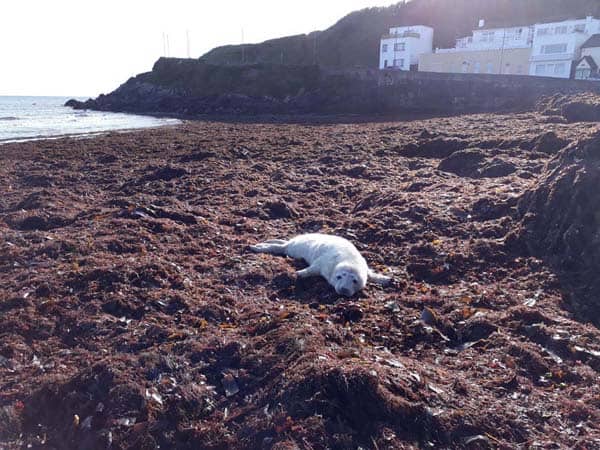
[338,287,354,297]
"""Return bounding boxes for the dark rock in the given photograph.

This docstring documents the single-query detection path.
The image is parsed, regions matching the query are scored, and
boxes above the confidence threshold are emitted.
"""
[16,215,50,231]
[334,303,364,323]
[97,153,119,164]
[401,138,470,159]
[21,174,53,188]
[472,197,517,221]
[477,158,517,178]
[516,131,600,323]
[15,191,54,210]
[344,164,368,177]
[537,93,600,123]
[562,101,600,123]
[405,181,432,192]
[437,149,486,176]
[144,166,188,182]
[64,99,85,108]
[418,129,437,139]
[533,132,569,154]
[180,151,216,162]
[264,200,299,219]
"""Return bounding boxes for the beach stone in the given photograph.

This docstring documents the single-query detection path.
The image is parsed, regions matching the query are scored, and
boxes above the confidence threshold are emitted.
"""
[400,138,470,158]
[532,131,569,154]
[437,149,486,176]
[477,158,517,178]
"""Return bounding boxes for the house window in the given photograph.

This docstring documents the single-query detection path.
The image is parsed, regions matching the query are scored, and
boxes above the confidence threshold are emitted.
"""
[554,25,568,34]
[515,28,523,40]
[576,68,591,79]
[480,31,495,42]
[542,43,568,54]
[537,28,550,36]
[487,62,493,74]
[382,44,388,52]
[554,63,566,75]
[573,24,585,33]
[535,64,545,75]
[393,59,404,68]
[394,42,405,51]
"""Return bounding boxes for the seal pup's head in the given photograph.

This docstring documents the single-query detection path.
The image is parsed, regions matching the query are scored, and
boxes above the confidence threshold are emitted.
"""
[331,263,367,297]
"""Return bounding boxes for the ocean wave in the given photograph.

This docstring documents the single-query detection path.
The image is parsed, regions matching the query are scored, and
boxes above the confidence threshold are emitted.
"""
[0,116,20,121]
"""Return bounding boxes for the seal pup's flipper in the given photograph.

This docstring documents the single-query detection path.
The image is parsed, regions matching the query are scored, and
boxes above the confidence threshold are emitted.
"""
[296,260,322,278]
[250,240,289,255]
[367,268,392,286]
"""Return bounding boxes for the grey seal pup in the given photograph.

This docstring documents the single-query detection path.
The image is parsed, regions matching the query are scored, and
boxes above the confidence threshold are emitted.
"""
[250,233,391,297]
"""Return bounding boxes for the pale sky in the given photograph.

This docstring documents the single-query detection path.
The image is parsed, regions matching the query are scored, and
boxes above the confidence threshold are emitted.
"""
[1,1,396,97]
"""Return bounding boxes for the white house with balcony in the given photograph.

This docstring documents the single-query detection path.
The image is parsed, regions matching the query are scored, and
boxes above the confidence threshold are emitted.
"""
[451,23,534,52]
[379,25,433,70]
[419,21,533,75]
[574,34,600,79]
[529,16,600,78]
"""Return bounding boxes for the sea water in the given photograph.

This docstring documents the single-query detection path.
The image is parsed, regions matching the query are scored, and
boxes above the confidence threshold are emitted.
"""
[0,96,179,143]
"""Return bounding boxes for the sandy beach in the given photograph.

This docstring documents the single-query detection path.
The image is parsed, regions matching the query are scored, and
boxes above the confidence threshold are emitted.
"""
[1,115,599,448]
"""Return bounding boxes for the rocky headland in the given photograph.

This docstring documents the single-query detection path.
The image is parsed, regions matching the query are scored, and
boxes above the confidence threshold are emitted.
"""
[66,58,600,119]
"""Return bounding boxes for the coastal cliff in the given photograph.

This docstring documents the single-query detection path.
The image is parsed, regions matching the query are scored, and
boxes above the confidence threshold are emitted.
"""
[67,57,600,117]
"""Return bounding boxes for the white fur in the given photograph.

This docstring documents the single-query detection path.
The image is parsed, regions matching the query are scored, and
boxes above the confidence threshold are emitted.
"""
[250,233,391,297]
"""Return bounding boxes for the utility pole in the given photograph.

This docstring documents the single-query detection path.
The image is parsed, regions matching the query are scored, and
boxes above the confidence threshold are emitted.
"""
[394,28,399,69]
[186,30,191,58]
[499,27,506,74]
[241,27,245,64]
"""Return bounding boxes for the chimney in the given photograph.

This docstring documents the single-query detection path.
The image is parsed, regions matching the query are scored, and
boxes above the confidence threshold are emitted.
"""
[478,19,485,28]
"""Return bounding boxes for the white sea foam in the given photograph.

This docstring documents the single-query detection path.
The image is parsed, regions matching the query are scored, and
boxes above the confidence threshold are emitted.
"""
[0,96,179,143]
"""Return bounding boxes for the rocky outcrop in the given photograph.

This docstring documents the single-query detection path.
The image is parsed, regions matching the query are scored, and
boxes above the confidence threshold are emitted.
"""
[516,131,600,323]
[538,93,600,123]
[67,58,600,117]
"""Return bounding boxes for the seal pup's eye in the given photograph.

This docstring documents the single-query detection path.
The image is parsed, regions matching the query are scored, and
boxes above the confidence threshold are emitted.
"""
[353,279,358,284]
[336,275,342,280]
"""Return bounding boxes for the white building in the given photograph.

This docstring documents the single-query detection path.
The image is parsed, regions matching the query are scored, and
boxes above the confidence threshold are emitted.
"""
[447,23,534,53]
[419,21,533,75]
[529,16,600,78]
[575,34,600,79]
[379,25,433,70]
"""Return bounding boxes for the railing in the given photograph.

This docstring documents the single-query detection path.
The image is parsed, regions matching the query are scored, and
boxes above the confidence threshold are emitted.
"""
[381,32,421,39]
[530,52,575,62]
[435,43,532,53]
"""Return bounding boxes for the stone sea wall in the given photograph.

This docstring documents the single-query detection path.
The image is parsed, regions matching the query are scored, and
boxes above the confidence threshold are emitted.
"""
[67,58,600,116]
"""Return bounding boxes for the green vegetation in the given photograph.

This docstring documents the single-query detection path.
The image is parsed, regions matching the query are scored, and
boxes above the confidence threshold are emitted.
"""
[199,0,600,68]
[142,58,321,97]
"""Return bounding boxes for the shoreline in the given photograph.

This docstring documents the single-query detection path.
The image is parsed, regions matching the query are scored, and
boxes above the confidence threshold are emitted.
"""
[0,121,182,146]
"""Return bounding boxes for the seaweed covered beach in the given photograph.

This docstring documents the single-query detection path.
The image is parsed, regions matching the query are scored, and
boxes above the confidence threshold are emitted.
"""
[1,111,599,449]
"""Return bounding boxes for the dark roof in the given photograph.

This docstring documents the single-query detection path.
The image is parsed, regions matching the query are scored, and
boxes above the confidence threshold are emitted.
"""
[575,55,598,71]
[582,34,600,49]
